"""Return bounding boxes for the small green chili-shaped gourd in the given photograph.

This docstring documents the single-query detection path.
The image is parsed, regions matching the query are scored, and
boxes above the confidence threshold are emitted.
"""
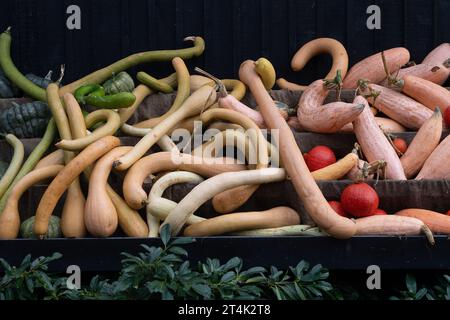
[136,71,174,93]
[74,83,134,108]
[74,84,104,104]
[103,71,135,94]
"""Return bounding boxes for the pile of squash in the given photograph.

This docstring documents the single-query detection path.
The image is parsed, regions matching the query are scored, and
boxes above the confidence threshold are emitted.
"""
[0,26,449,241]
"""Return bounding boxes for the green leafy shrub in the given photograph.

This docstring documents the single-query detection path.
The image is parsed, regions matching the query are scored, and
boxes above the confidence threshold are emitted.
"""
[0,225,448,300]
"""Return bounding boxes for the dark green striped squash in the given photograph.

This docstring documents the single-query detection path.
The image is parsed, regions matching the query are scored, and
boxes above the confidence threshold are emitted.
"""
[0,100,51,138]
[103,71,135,94]
[20,215,61,239]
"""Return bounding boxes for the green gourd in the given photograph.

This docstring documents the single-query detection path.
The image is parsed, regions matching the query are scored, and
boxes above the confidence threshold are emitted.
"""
[103,71,135,94]
[20,215,61,238]
[0,101,51,138]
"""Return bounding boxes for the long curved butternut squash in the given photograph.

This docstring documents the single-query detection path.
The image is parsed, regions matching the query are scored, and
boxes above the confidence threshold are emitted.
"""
[416,134,450,180]
[47,83,86,238]
[183,207,300,237]
[395,208,450,234]
[147,171,205,237]
[239,60,356,239]
[352,96,406,180]
[355,215,434,244]
[123,152,247,210]
[84,147,131,237]
[0,165,64,239]
[34,150,65,170]
[34,136,120,238]
[401,108,442,178]
[163,168,287,235]
[291,38,349,78]
[196,108,269,213]
[278,38,349,90]
[399,75,450,114]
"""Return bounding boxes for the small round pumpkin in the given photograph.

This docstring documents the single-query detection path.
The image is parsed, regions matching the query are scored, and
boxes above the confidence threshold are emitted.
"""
[102,71,135,94]
[20,215,61,239]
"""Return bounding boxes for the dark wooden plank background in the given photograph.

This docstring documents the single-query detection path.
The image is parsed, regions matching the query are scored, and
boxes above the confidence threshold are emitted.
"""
[0,0,448,84]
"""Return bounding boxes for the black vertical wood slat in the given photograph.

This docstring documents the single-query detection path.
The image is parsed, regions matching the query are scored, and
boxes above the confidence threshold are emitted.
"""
[231,0,261,76]
[315,0,347,80]
[374,0,403,52]
[259,0,290,84]
[147,0,176,77]
[402,0,408,49]
[404,0,434,61]
[64,0,92,82]
[285,0,317,85]
[203,0,233,78]
[89,0,122,73]
[120,0,131,58]
[2,0,449,83]
[432,0,438,47]
[128,0,150,54]
[435,0,450,48]
[32,0,66,78]
[345,0,375,65]
[0,1,12,32]
[174,0,204,73]
[175,0,184,46]
[146,0,157,49]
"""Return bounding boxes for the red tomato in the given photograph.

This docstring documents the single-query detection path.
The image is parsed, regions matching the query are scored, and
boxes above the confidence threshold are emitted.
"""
[444,107,450,128]
[340,183,379,217]
[304,146,336,172]
[373,208,387,215]
[393,138,408,155]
